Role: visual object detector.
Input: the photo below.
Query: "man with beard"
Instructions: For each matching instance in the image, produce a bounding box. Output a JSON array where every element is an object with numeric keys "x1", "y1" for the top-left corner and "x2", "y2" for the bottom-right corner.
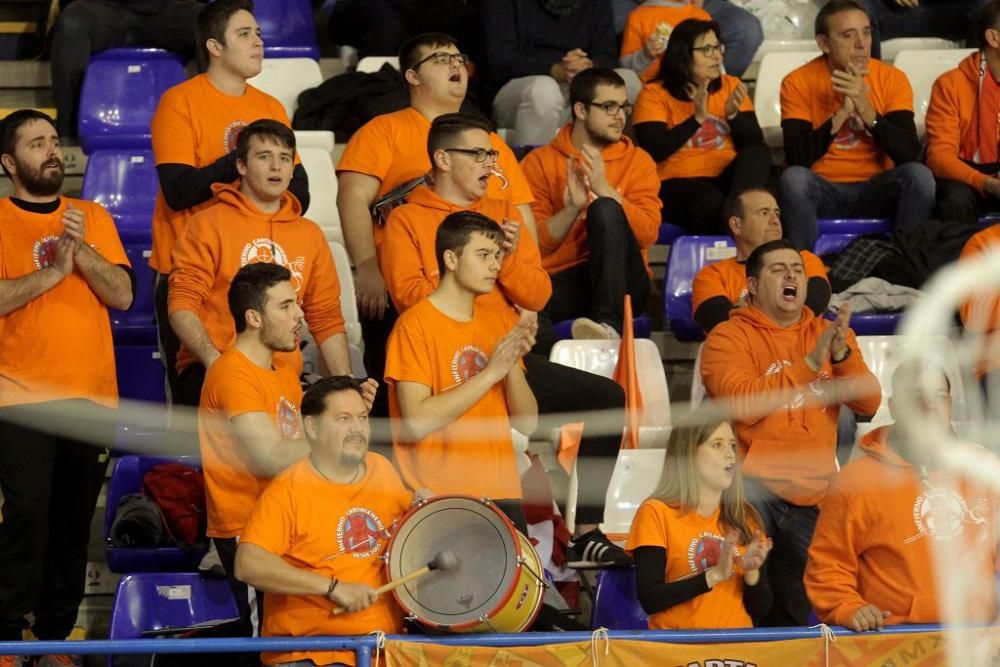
[
  {"x1": 198, "y1": 262, "x2": 309, "y2": 641},
  {"x1": 235, "y1": 376, "x2": 418, "y2": 667},
  {"x1": 520, "y1": 68, "x2": 661, "y2": 351},
  {"x1": 0, "y1": 109, "x2": 133, "y2": 666}
]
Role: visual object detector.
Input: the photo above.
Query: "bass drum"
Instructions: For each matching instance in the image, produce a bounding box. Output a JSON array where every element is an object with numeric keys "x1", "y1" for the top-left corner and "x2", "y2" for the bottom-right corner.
[{"x1": 385, "y1": 495, "x2": 546, "y2": 633}]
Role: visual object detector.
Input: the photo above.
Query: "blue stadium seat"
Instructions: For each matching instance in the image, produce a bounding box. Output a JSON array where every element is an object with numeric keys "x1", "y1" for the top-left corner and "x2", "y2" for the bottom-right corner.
[
  {"x1": 813, "y1": 233, "x2": 901, "y2": 335},
  {"x1": 816, "y1": 218, "x2": 891, "y2": 236},
  {"x1": 113, "y1": 327, "x2": 166, "y2": 410},
  {"x1": 105, "y1": 456, "x2": 207, "y2": 573},
  {"x1": 82, "y1": 150, "x2": 158, "y2": 227},
  {"x1": 657, "y1": 223, "x2": 685, "y2": 246},
  {"x1": 553, "y1": 315, "x2": 651, "y2": 342},
  {"x1": 113, "y1": 228, "x2": 156, "y2": 329},
  {"x1": 109, "y1": 573, "x2": 237, "y2": 641},
  {"x1": 813, "y1": 233, "x2": 855, "y2": 257},
  {"x1": 78, "y1": 51, "x2": 186, "y2": 153},
  {"x1": 663, "y1": 236, "x2": 736, "y2": 342},
  {"x1": 255, "y1": 0, "x2": 319, "y2": 58},
  {"x1": 591, "y1": 567, "x2": 648, "y2": 630}
]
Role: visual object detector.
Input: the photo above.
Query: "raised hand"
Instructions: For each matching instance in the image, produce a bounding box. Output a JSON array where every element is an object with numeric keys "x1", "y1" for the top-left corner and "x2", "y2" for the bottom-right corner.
[
  {"x1": 563, "y1": 157, "x2": 590, "y2": 211},
  {"x1": 738, "y1": 530, "x2": 772, "y2": 573},
  {"x1": 830, "y1": 304, "x2": 852, "y2": 363},
  {"x1": 501, "y1": 218, "x2": 521, "y2": 257},
  {"x1": 724, "y1": 82, "x2": 748, "y2": 120},
  {"x1": 686, "y1": 81, "x2": 710, "y2": 124},
  {"x1": 62, "y1": 204, "x2": 86, "y2": 247}
]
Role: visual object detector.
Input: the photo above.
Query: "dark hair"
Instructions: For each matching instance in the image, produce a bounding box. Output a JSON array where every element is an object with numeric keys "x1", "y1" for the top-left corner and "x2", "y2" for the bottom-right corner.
[
  {"x1": 196, "y1": 0, "x2": 254, "y2": 64},
  {"x1": 815, "y1": 0, "x2": 867, "y2": 37},
  {"x1": 236, "y1": 118, "x2": 295, "y2": 163},
  {"x1": 975, "y1": 0, "x2": 1000, "y2": 49},
  {"x1": 745, "y1": 238, "x2": 799, "y2": 280},
  {"x1": 0, "y1": 109, "x2": 56, "y2": 177},
  {"x1": 569, "y1": 67, "x2": 626, "y2": 109},
  {"x1": 435, "y1": 210, "x2": 505, "y2": 276},
  {"x1": 427, "y1": 112, "x2": 494, "y2": 164},
  {"x1": 301, "y1": 376, "x2": 367, "y2": 418},
  {"x1": 399, "y1": 32, "x2": 458, "y2": 77},
  {"x1": 656, "y1": 19, "x2": 723, "y2": 100},
  {"x1": 722, "y1": 188, "x2": 773, "y2": 235},
  {"x1": 228, "y1": 262, "x2": 291, "y2": 333}
]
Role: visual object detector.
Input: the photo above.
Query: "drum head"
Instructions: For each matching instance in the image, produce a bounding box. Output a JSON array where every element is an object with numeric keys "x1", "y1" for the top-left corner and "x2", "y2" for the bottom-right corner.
[{"x1": 388, "y1": 497, "x2": 519, "y2": 629}]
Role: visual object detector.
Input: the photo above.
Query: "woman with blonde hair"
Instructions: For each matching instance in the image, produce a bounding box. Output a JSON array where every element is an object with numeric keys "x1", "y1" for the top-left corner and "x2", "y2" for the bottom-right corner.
[{"x1": 625, "y1": 409, "x2": 772, "y2": 628}]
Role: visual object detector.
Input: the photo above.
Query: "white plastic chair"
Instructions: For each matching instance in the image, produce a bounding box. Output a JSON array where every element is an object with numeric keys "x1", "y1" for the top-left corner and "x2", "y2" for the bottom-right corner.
[
  {"x1": 893, "y1": 49, "x2": 975, "y2": 139},
  {"x1": 299, "y1": 147, "x2": 342, "y2": 245},
  {"x1": 328, "y1": 241, "x2": 364, "y2": 377},
  {"x1": 248, "y1": 57, "x2": 323, "y2": 120},
  {"x1": 600, "y1": 449, "x2": 666, "y2": 541},
  {"x1": 754, "y1": 51, "x2": 821, "y2": 148},
  {"x1": 883, "y1": 38, "x2": 958, "y2": 63},
  {"x1": 294, "y1": 130, "x2": 334, "y2": 152},
  {"x1": 751, "y1": 39, "x2": 819, "y2": 64},
  {"x1": 691, "y1": 343, "x2": 706, "y2": 410},
  {"x1": 356, "y1": 56, "x2": 399, "y2": 73}
]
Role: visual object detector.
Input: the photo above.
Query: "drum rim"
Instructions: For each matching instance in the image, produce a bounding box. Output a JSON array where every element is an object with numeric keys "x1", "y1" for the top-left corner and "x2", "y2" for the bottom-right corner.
[{"x1": 385, "y1": 494, "x2": 527, "y2": 631}]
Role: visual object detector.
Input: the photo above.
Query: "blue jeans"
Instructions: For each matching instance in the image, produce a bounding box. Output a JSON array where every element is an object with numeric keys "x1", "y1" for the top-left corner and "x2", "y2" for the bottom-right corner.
[
  {"x1": 610, "y1": 0, "x2": 762, "y2": 76},
  {"x1": 777, "y1": 163, "x2": 936, "y2": 250},
  {"x1": 744, "y1": 479, "x2": 819, "y2": 627}
]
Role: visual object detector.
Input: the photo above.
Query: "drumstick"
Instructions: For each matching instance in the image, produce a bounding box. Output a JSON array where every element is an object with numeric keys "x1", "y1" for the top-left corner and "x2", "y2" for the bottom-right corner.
[{"x1": 331, "y1": 550, "x2": 458, "y2": 615}]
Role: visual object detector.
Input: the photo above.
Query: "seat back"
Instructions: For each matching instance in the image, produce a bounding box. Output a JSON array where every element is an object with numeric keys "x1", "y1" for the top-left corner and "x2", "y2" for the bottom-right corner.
[
  {"x1": 248, "y1": 57, "x2": 323, "y2": 119},
  {"x1": 591, "y1": 567, "x2": 648, "y2": 630},
  {"x1": 82, "y1": 150, "x2": 158, "y2": 226},
  {"x1": 79, "y1": 55, "x2": 186, "y2": 152},
  {"x1": 600, "y1": 448, "x2": 666, "y2": 539},
  {"x1": 356, "y1": 56, "x2": 400, "y2": 73},
  {"x1": 254, "y1": 0, "x2": 319, "y2": 58},
  {"x1": 663, "y1": 236, "x2": 736, "y2": 342},
  {"x1": 893, "y1": 49, "x2": 975, "y2": 138},
  {"x1": 299, "y1": 147, "x2": 341, "y2": 244},
  {"x1": 109, "y1": 573, "x2": 238, "y2": 640},
  {"x1": 329, "y1": 241, "x2": 361, "y2": 351},
  {"x1": 813, "y1": 233, "x2": 856, "y2": 256},
  {"x1": 104, "y1": 455, "x2": 201, "y2": 540},
  {"x1": 753, "y1": 51, "x2": 819, "y2": 148},
  {"x1": 883, "y1": 37, "x2": 958, "y2": 62},
  {"x1": 113, "y1": 229, "x2": 155, "y2": 329}
]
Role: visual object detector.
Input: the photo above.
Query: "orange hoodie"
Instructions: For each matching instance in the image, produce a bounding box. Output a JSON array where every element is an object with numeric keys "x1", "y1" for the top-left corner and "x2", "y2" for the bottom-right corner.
[
  {"x1": 806, "y1": 425, "x2": 998, "y2": 627},
  {"x1": 926, "y1": 52, "x2": 991, "y2": 194},
  {"x1": 700, "y1": 306, "x2": 881, "y2": 506},
  {"x1": 520, "y1": 125, "x2": 662, "y2": 275},
  {"x1": 168, "y1": 183, "x2": 345, "y2": 374},
  {"x1": 959, "y1": 224, "x2": 1000, "y2": 378},
  {"x1": 380, "y1": 185, "x2": 551, "y2": 315}
]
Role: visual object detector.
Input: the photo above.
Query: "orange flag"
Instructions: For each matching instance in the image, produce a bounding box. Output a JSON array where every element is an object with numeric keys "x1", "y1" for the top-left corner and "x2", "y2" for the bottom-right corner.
[{"x1": 613, "y1": 295, "x2": 643, "y2": 449}]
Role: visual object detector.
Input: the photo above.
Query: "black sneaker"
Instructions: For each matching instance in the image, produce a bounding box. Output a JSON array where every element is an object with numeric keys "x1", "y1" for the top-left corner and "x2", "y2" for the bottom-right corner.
[{"x1": 567, "y1": 529, "x2": 632, "y2": 567}]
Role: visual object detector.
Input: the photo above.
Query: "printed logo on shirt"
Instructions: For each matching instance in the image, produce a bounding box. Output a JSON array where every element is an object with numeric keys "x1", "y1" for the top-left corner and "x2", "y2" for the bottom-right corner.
[
  {"x1": 688, "y1": 531, "x2": 742, "y2": 574},
  {"x1": 223, "y1": 121, "x2": 247, "y2": 153},
  {"x1": 765, "y1": 359, "x2": 830, "y2": 409},
  {"x1": 451, "y1": 345, "x2": 488, "y2": 384},
  {"x1": 240, "y1": 238, "x2": 306, "y2": 293},
  {"x1": 276, "y1": 396, "x2": 301, "y2": 439},
  {"x1": 32, "y1": 235, "x2": 60, "y2": 270},
  {"x1": 832, "y1": 115, "x2": 871, "y2": 151},
  {"x1": 688, "y1": 116, "x2": 730, "y2": 150},
  {"x1": 904, "y1": 487, "x2": 990, "y2": 544},
  {"x1": 336, "y1": 506, "x2": 389, "y2": 559}
]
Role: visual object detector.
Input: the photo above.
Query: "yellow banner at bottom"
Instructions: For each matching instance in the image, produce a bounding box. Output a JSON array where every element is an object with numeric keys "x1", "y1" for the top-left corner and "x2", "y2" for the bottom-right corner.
[{"x1": 383, "y1": 628, "x2": 999, "y2": 667}]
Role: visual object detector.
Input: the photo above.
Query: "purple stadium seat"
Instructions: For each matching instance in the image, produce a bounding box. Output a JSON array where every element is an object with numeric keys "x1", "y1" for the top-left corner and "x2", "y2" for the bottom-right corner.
[
  {"x1": 93, "y1": 48, "x2": 186, "y2": 62},
  {"x1": 255, "y1": 0, "x2": 319, "y2": 58},
  {"x1": 816, "y1": 218, "x2": 892, "y2": 236},
  {"x1": 663, "y1": 236, "x2": 736, "y2": 342},
  {"x1": 591, "y1": 567, "x2": 648, "y2": 630},
  {"x1": 113, "y1": 327, "x2": 166, "y2": 410},
  {"x1": 105, "y1": 456, "x2": 206, "y2": 573},
  {"x1": 78, "y1": 52, "x2": 186, "y2": 153},
  {"x1": 812, "y1": 233, "x2": 855, "y2": 257},
  {"x1": 813, "y1": 233, "x2": 901, "y2": 334},
  {"x1": 108, "y1": 573, "x2": 238, "y2": 641},
  {"x1": 553, "y1": 315, "x2": 651, "y2": 341},
  {"x1": 113, "y1": 229, "x2": 156, "y2": 329},
  {"x1": 82, "y1": 150, "x2": 158, "y2": 226},
  {"x1": 657, "y1": 223, "x2": 685, "y2": 246}
]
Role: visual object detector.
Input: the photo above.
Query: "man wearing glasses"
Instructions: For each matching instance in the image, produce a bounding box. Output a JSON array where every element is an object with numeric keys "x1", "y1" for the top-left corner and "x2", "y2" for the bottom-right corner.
[
  {"x1": 521, "y1": 68, "x2": 661, "y2": 351},
  {"x1": 337, "y1": 32, "x2": 535, "y2": 418}
]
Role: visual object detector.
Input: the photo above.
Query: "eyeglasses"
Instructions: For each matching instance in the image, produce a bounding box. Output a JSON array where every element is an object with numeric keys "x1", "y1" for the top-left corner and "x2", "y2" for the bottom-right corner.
[
  {"x1": 587, "y1": 101, "x2": 634, "y2": 116},
  {"x1": 692, "y1": 43, "x2": 726, "y2": 57},
  {"x1": 444, "y1": 147, "x2": 500, "y2": 163},
  {"x1": 411, "y1": 51, "x2": 470, "y2": 69}
]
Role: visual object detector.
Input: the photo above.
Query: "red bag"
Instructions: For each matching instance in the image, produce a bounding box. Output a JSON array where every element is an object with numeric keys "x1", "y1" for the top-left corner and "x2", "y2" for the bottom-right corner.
[{"x1": 142, "y1": 464, "x2": 206, "y2": 545}]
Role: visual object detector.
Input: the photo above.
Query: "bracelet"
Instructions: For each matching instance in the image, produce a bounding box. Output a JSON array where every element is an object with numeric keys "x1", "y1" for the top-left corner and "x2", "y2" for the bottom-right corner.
[{"x1": 326, "y1": 578, "x2": 339, "y2": 599}]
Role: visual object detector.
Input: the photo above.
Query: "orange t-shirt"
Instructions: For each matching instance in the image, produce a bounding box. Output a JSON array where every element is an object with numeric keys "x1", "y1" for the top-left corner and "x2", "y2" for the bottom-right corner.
[
  {"x1": 633, "y1": 75, "x2": 754, "y2": 181},
  {"x1": 150, "y1": 74, "x2": 291, "y2": 273},
  {"x1": 241, "y1": 454, "x2": 412, "y2": 667},
  {"x1": 691, "y1": 251, "x2": 828, "y2": 315},
  {"x1": 625, "y1": 499, "x2": 758, "y2": 630},
  {"x1": 385, "y1": 298, "x2": 522, "y2": 499},
  {"x1": 959, "y1": 224, "x2": 1000, "y2": 378},
  {"x1": 199, "y1": 347, "x2": 304, "y2": 538},
  {"x1": 781, "y1": 57, "x2": 913, "y2": 183},
  {"x1": 336, "y1": 107, "x2": 534, "y2": 252},
  {"x1": 0, "y1": 197, "x2": 128, "y2": 408},
  {"x1": 620, "y1": 3, "x2": 712, "y2": 82},
  {"x1": 381, "y1": 185, "x2": 551, "y2": 314},
  {"x1": 168, "y1": 184, "x2": 344, "y2": 374}
]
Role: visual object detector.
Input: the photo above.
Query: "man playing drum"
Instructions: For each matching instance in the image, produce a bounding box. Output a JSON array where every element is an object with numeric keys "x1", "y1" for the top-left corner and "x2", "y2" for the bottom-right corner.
[
  {"x1": 385, "y1": 211, "x2": 539, "y2": 532},
  {"x1": 236, "y1": 376, "x2": 419, "y2": 667}
]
